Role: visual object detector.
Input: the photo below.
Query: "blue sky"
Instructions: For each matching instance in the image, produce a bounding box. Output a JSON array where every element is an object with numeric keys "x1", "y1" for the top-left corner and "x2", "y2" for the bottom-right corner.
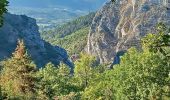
[{"x1": 8, "y1": 0, "x2": 107, "y2": 10}]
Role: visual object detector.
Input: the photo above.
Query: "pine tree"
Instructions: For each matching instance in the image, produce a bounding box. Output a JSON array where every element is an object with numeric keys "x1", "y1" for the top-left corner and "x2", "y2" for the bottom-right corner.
[
  {"x1": 36, "y1": 62, "x2": 75, "y2": 99},
  {"x1": 0, "y1": 39, "x2": 37, "y2": 99},
  {"x1": 74, "y1": 53, "x2": 96, "y2": 88}
]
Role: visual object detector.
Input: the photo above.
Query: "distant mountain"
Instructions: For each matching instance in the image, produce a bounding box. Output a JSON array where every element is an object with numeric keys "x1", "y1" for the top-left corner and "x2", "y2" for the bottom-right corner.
[
  {"x1": 8, "y1": 0, "x2": 107, "y2": 10},
  {"x1": 8, "y1": 0, "x2": 107, "y2": 30},
  {"x1": 8, "y1": 7, "x2": 85, "y2": 30}
]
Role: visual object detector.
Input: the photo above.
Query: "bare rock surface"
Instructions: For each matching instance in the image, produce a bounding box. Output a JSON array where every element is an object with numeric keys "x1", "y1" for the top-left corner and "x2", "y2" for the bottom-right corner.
[
  {"x1": 87, "y1": 0, "x2": 170, "y2": 64},
  {"x1": 0, "y1": 13, "x2": 73, "y2": 68}
]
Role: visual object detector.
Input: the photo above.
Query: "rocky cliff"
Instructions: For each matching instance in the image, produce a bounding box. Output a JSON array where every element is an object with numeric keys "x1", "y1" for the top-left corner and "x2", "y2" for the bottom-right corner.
[
  {"x1": 87, "y1": 0, "x2": 170, "y2": 64},
  {"x1": 0, "y1": 13, "x2": 73, "y2": 68}
]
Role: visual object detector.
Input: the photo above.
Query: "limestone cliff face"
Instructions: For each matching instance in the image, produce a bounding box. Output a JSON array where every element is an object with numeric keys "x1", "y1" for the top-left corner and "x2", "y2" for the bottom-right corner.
[
  {"x1": 0, "y1": 13, "x2": 73, "y2": 68},
  {"x1": 87, "y1": 0, "x2": 170, "y2": 64}
]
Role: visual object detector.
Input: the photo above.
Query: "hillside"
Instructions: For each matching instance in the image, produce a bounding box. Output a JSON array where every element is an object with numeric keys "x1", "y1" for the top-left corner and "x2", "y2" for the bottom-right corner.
[
  {"x1": 0, "y1": 0, "x2": 170, "y2": 99},
  {"x1": 87, "y1": 0, "x2": 170, "y2": 64},
  {"x1": 8, "y1": 7, "x2": 87, "y2": 30},
  {"x1": 0, "y1": 13, "x2": 73, "y2": 68},
  {"x1": 41, "y1": 12, "x2": 95, "y2": 55},
  {"x1": 52, "y1": 27, "x2": 89, "y2": 55}
]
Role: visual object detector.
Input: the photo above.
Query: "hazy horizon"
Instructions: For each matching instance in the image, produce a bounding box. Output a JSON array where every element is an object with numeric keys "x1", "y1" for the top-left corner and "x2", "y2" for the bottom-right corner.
[{"x1": 8, "y1": 0, "x2": 107, "y2": 10}]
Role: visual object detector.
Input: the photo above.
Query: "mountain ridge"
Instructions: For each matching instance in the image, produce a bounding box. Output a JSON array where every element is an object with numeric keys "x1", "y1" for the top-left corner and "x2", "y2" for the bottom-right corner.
[
  {"x1": 0, "y1": 13, "x2": 73, "y2": 68},
  {"x1": 87, "y1": 0, "x2": 170, "y2": 64}
]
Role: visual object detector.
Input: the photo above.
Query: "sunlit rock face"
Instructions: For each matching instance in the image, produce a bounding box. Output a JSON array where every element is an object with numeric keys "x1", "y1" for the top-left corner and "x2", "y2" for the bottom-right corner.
[
  {"x1": 87, "y1": 0, "x2": 170, "y2": 64},
  {"x1": 0, "y1": 13, "x2": 73, "y2": 68}
]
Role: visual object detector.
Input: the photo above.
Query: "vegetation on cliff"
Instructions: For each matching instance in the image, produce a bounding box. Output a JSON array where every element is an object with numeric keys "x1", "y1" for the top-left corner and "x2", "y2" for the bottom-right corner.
[
  {"x1": 41, "y1": 12, "x2": 95, "y2": 55},
  {"x1": 0, "y1": 24, "x2": 169, "y2": 99}
]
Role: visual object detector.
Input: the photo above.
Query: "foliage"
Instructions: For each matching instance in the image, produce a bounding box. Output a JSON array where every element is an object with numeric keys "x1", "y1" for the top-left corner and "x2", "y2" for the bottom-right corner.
[
  {"x1": 53, "y1": 27, "x2": 89, "y2": 55},
  {"x1": 41, "y1": 12, "x2": 95, "y2": 40},
  {"x1": 41, "y1": 12, "x2": 95, "y2": 55},
  {"x1": 74, "y1": 53, "x2": 97, "y2": 89},
  {"x1": 112, "y1": 48, "x2": 169, "y2": 99},
  {"x1": 81, "y1": 70, "x2": 115, "y2": 100},
  {"x1": 82, "y1": 24, "x2": 170, "y2": 100},
  {"x1": 0, "y1": 0, "x2": 8, "y2": 26},
  {"x1": 55, "y1": 92, "x2": 81, "y2": 100},
  {"x1": 36, "y1": 62, "x2": 78, "y2": 99},
  {"x1": 0, "y1": 20, "x2": 170, "y2": 99},
  {"x1": 0, "y1": 40, "x2": 37, "y2": 99},
  {"x1": 142, "y1": 22, "x2": 170, "y2": 53}
]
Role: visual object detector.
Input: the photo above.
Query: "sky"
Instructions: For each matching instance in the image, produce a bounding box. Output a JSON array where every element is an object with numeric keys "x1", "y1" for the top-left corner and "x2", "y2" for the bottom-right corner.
[{"x1": 8, "y1": 0, "x2": 108, "y2": 10}]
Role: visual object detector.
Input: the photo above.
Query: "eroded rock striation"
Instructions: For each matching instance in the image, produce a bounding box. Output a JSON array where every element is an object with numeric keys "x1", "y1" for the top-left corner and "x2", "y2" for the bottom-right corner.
[
  {"x1": 87, "y1": 0, "x2": 170, "y2": 64},
  {"x1": 0, "y1": 13, "x2": 73, "y2": 68}
]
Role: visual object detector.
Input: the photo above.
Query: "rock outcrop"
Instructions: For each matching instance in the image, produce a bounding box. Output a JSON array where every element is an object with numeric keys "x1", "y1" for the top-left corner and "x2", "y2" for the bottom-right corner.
[
  {"x1": 87, "y1": 0, "x2": 170, "y2": 64},
  {"x1": 0, "y1": 13, "x2": 73, "y2": 68}
]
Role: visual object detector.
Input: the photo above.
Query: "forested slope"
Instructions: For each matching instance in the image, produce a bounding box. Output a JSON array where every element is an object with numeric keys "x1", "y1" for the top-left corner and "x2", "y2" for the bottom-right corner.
[{"x1": 41, "y1": 12, "x2": 95, "y2": 55}]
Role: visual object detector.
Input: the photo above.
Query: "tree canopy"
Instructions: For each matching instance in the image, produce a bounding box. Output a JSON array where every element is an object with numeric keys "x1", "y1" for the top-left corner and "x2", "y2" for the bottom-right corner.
[{"x1": 0, "y1": 0, "x2": 8, "y2": 26}]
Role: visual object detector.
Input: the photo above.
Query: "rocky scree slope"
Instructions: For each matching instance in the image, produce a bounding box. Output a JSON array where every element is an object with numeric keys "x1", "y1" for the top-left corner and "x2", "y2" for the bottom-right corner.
[
  {"x1": 87, "y1": 0, "x2": 170, "y2": 64},
  {"x1": 0, "y1": 13, "x2": 73, "y2": 68}
]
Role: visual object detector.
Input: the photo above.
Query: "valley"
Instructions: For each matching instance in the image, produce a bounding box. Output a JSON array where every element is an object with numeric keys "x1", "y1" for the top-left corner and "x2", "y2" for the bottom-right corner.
[
  {"x1": 0, "y1": 0, "x2": 170, "y2": 99},
  {"x1": 8, "y1": 0, "x2": 106, "y2": 30},
  {"x1": 8, "y1": 6, "x2": 88, "y2": 31}
]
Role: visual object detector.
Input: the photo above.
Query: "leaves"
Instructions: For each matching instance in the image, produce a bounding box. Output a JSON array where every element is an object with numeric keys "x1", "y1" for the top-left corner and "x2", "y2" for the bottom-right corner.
[
  {"x1": 0, "y1": 0, "x2": 8, "y2": 26},
  {"x1": 0, "y1": 39, "x2": 37, "y2": 99}
]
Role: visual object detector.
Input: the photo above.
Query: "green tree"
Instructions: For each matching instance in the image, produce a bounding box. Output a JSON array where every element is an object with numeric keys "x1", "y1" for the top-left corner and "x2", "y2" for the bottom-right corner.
[
  {"x1": 82, "y1": 24, "x2": 170, "y2": 100},
  {"x1": 82, "y1": 71, "x2": 115, "y2": 100},
  {"x1": 142, "y1": 22, "x2": 170, "y2": 54},
  {"x1": 0, "y1": 39, "x2": 37, "y2": 99},
  {"x1": 74, "y1": 53, "x2": 97, "y2": 89},
  {"x1": 112, "y1": 48, "x2": 170, "y2": 99},
  {"x1": 36, "y1": 62, "x2": 76, "y2": 99},
  {"x1": 116, "y1": 24, "x2": 170, "y2": 99},
  {"x1": 36, "y1": 62, "x2": 58, "y2": 99},
  {"x1": 56, "y1": 92, "x2": 81, "y2": 100},
  {"x1": 0, "y1": 0, "x2": 8, "y2": 26},
  {"x1": 83, "y1": 47, "x2": 170, "y2": 100}
]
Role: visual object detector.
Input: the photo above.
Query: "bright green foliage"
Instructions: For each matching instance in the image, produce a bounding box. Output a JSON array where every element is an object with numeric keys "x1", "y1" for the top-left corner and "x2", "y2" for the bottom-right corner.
[
  {"x1": 53, "y1": 27, "x2": 89, "y2": 55},
  {"x1": 82, "y1": 47, "x2": 170, "y2": 100},
  {"x1": 58, "y1": 63, "x2": 71, "y2": 76},
  {"x1": 41, "y1": 12, "x2": 95, "y2": 41},
  {"x1": 112, "y1": 48, "x2": 170, "y2": 99},
  {"x1": 74, "y1": 53, "x2": 97, "y2": 89},
  {"x1": 36, "y1": 63, "x2": 77, "y2": 99},
  {"x1": 142, "y1": 23, "x2": 170, "y2": 53},
  {"x1": 57, "y1": 63, "x2": 77, "y2": 96},
  {"x1": 41, "y1": 12, "x2": 95, "y2": 55},
  {"x1": 0, "y1": 40, "x2": 37, "y2": 99},
  {"x1": 43, "y1": 26, "x2": 89, "y2": 55},
  {"x1": 56, "y1": 92, "x2": 81, "y2": 100},
  {"x1": 82, "y1": 24, "x2": 170, "y2": 100},
  {"x1": 82, "y1": 71, "x2": 115, "y2": 100},
  {"x1": 0, "y1": 0, "x2": 8, "y2": 26},
  {"x1": 36, "y1": 62, "x2": 57, "y2": 99},
  {"x1": 0, "y1": 20, "x2": 169, "y2": 99}
]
